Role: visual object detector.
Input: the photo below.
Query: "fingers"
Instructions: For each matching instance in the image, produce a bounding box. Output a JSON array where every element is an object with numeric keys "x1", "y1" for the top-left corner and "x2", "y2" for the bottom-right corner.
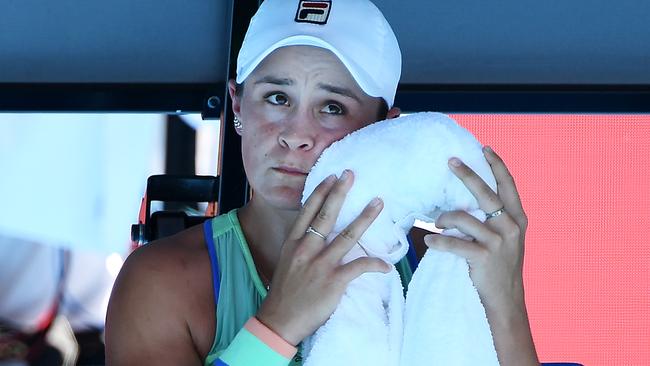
[
  {"x1": 431, "y1": 211, "x2": 505, "y2": 265},
  {"x1": 448, "y1": 149, "x2": 524, "y2": 232},
  {"x1": 320, "y1": 196, "x2": 384, "y2": 264},
  {"x1": 309, "y1": 170, "x2": 354, "y2": 238},
  {"x1": 435, "y1": 211, "x2": 500, "y2": 245},
  {"x1": 293, "y1": 176, "x2": 336, "y2": 237},
  {"x1": 424, "y1": 233, "x2": 487, "y2": 264},
  {"x1": 288, "y1": 174, "x2": 337, "y2": 241},
  {"x1": 448, "y1": 156, "x2": 503, "y2": 213},
  {"x1": 338, "y1": 256, "x2": 391, "y2": 284},
  {"x1": 482, "y1": 147, "x2": 528, "y2": 229},
  {"x1": 440, "y1": 149, "x2": 526, "y2": 268}
]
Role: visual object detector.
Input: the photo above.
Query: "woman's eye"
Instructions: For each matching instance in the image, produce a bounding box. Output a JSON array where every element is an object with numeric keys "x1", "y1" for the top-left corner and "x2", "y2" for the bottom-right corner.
[
  {"x1": 321, "y1": 103, "x2": 344, "y2": 115},
  {"x1": 265, "y1": 93, "x2": 289, "y2": 106}
]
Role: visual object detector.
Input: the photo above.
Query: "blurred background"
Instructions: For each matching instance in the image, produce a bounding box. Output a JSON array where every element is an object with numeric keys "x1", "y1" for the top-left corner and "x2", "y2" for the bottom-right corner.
[{"x1": 0, "y1": 113, "x2": 219, "y2": 365}]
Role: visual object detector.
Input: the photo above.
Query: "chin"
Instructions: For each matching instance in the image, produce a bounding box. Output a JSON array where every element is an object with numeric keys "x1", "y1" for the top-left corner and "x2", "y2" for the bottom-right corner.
[{"x1": 264, "y1": 186, "x2": 304, "y2": 211}]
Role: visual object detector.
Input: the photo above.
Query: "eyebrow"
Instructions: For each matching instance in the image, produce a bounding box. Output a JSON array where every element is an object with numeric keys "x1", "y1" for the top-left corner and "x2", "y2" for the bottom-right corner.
[
  {"x1": 317, "y1": 83, "x2": 361, "y2": 103},
  {"x1": 253, "y1": 75, "x2": 294, "y2": 86},
  {"x1": 252, "y1": 75, "x2": 361, "y2": 103}
]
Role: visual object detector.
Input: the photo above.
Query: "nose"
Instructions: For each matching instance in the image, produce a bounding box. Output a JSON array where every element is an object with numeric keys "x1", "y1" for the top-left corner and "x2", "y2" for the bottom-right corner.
[{"x1": 278, "y1": 112, "x2": 316, "y2": 151}]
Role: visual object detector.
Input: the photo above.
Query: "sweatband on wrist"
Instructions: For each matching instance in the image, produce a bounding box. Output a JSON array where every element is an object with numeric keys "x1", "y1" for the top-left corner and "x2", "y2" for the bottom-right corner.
[{"x1": 217, "y1": 317, "x2": 297, "y2": 366}]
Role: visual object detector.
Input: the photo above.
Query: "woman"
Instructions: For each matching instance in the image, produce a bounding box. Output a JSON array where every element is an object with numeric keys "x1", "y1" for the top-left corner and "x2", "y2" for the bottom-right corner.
[{"x1": 105, "y1": 0, "x2": 539, "y2": 365}]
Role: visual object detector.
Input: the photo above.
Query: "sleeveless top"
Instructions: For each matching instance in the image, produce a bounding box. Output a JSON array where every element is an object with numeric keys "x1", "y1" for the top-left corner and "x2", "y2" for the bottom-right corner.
[{"x1": 203, "y1": 209, "x2": 415, "y2": 366}]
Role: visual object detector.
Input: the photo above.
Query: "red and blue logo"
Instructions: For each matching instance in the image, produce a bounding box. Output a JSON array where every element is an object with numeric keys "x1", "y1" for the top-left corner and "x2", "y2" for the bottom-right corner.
[{"x1": 295, "y1": 0, "x2": 332, "y2": 25}]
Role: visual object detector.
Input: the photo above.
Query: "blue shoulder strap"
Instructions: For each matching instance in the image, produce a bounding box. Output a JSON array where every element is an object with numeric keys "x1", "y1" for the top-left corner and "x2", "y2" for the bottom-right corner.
[
  {"x1": 406, "y1": 233, "x2": 420, "y2": 271},
  {"x1": 204, "y1": 219, "x2": 221, "y2": 307}
]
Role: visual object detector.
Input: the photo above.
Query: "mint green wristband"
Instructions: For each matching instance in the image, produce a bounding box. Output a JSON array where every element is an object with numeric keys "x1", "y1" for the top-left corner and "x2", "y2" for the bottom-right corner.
[{"x1": 219, "y1": 327, "x2": 292, "y2": 366}]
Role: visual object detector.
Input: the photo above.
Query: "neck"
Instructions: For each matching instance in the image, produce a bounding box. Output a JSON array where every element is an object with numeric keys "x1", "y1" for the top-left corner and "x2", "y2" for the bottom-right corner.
[{"x1": 237, "y1": 195, "x2": 300, "y2": 281}]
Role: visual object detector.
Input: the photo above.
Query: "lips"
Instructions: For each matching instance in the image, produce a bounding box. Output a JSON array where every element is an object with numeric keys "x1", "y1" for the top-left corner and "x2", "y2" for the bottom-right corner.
[{"x1": 273, "y1": 166, "x2": 309, "y2": 176}]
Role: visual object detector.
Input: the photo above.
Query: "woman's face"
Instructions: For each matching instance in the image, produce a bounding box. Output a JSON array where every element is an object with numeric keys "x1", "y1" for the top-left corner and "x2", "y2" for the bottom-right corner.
[{"x1": 230, "y1": 45, "x2": 390, "y2": 210}]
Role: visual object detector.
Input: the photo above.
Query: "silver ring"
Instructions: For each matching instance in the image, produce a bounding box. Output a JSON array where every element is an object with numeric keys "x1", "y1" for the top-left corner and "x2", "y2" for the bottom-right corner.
[
  {"x1": 485, "y1": 207, "x2": 505, "y2": 220},
  {"x1": 305, "y1": 226, "x2": 326, "y2": 239}
]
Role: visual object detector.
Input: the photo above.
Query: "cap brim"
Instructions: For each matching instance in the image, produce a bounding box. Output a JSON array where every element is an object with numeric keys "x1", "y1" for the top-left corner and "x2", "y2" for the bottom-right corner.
[{"x1": 236, "y1": 35, "x2": 384, "y2": 104}]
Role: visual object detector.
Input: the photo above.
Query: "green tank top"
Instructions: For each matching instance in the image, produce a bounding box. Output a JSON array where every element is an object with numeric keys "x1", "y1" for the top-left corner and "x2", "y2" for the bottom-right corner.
[{"x1": 203, "y1": 209, "x2": 413, "y2": 366}]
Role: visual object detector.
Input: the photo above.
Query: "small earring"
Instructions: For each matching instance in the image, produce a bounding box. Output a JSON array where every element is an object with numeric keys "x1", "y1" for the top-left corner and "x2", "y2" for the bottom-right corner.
[{"x1": 233, "y1": 116, "x2": 243, "y2": 131}]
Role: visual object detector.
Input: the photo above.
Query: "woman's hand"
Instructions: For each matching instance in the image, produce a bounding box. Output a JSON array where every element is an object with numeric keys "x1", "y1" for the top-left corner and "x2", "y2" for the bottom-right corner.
[
  {"x1": 256, "y1": 170, "x2": 391, "y2": 346},
  {"x1": 426, "y1": 146, "x2": 527, "y2": 309},
  {"x1": 424, "y1": 146, "x2": 538, "y2": 365}
]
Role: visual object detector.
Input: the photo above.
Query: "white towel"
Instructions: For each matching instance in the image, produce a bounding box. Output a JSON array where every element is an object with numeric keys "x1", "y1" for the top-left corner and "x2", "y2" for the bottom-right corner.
[
  {"x1": 301, "y1": 112, "x2": 499, "y2": 365},
  {"x1": 302, "y1": 268, "x2": 404, "y2": 366},
  {"x1": 401, "y1": 248, "x2": 499, "y2": 365}
]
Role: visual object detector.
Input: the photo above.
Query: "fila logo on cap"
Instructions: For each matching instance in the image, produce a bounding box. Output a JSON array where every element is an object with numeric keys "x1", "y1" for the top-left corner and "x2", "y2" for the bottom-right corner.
[{"x1": 295, "y1": 0, "x2": 332, "y2": 25}]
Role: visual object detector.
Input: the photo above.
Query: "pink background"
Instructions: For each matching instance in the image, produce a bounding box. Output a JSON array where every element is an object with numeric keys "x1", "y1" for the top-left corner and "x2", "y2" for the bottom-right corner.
[{"x1": 451, "y1": 114, "x2": 650, "y2": 365}]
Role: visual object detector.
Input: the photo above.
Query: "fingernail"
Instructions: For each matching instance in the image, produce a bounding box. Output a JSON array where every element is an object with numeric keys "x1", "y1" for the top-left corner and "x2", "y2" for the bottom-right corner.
[
  {"x1": 449, "y1": 157, "x2": 462, "y2": 167},
  {"x1": 340, "y1": 169, "x2": 351, "y2": 181},
  {"x1": 483, "y1": 146, "x2": 493, "y2": 154},
  {"x1": 369, "y1": 197, "x2": 382, "y2": 207},
  {"x1": 325, "y1": 174, "x2": 336, "y2": 183}
]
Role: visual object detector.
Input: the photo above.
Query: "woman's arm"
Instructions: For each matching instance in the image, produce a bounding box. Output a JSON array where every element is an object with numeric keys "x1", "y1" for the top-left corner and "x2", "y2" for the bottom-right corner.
[
  {"x1": 105, "y1": 243, "x2": 204, "y2": 365},
  {"x1": 106, "y1": 230, "x2": 299, "y2": 366},
  {"x1": 425, "y1": 146, "x2": 539, "y2": 366}
]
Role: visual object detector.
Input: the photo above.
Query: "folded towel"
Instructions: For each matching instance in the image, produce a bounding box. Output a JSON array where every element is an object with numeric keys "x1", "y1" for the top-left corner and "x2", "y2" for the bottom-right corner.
[
  {"x1": 302, "y1": 268, "x2": 404, "y2": 366},
  {"x1": 301, "y1": 112, "x2": 499, "y2": 365},
  {"x1": 401, "y1": 247, "x2": 499, "y2": 365}
]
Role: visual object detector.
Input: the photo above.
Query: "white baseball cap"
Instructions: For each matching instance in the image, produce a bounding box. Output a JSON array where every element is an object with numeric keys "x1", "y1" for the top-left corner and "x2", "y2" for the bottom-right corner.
[{"x1": 236, "y1": 0, "x2": 402, "y2": 108}]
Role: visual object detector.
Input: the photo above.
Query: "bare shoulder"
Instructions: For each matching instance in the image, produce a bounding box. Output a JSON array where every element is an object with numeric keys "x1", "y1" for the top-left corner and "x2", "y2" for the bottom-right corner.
[{"x1": 105, "y1": 224, "x2": 216, "y2": 365}]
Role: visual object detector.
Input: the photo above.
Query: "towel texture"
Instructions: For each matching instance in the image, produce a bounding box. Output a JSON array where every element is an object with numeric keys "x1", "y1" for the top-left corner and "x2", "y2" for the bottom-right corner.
[{"x1": 300, "y1": 112, "x2": 499, "y2": 365}]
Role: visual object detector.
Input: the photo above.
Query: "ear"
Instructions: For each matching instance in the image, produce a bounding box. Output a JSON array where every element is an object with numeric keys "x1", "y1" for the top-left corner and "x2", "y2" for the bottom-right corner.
[
  {"x1": 228, "y1": 79, "x2": 242, "y2": 118},
  {"x1": 387, "y1": 106, "x2": 401, "y2": 119},
  {"x1": 228, "y1": 79, "x2": 243, "y2": 136}
]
